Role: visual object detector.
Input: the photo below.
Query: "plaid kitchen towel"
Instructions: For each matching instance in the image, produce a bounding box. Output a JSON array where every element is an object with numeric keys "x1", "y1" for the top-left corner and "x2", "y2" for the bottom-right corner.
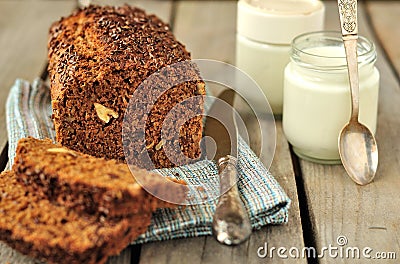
[{"x1": 6, "y1": 78, "x2": 290, "y2": 244}]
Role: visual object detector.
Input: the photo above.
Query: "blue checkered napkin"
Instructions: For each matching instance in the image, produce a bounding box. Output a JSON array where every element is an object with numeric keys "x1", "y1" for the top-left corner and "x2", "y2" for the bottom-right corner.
[{"x1": 6, "y1": 78, "x2": 291, "y2": 244}]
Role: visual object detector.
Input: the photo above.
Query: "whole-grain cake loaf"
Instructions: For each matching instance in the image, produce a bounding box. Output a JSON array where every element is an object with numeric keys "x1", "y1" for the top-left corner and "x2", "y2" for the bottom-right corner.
[
  {"x1": 48, "y1": 5, "x2": 205, "y2": 169},
  {"x1": 0, "y1": 170, "x2": 151, "y2": 264},
  {"x1": 12, "y1": 137, "x2": 188, "y2": 217}
]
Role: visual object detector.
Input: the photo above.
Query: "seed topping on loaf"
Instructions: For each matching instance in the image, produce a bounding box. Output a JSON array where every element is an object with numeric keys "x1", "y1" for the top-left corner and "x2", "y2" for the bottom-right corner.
[{"x1": 48, "y1": 5, "x2": 205, "y2": 168}]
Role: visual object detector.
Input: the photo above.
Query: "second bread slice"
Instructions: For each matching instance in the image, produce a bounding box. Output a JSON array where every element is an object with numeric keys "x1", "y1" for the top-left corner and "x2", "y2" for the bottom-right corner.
[{"x1": 12, "y1": 137, "x2": 187, "y2": 217}]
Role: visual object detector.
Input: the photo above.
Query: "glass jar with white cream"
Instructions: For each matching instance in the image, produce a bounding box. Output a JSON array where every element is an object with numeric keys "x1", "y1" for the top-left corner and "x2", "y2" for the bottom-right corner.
[
  {"x1": 236, "y1": 0, "x2": 325, "y2": 116},
  {"x1": 283, "y1": 31, "x2": 379, "y2": 164}
]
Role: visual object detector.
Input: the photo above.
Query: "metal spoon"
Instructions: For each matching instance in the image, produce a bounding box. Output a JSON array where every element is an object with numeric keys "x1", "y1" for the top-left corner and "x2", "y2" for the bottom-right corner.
[{"x1": 337, "y1": 0, "x2": 378, "y2": 185}]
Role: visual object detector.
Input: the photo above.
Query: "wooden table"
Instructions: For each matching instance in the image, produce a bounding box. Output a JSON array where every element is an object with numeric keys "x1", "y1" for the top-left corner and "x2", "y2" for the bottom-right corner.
[{"x1": 0, "y1": 1, "x2": 399, "y2": 263}]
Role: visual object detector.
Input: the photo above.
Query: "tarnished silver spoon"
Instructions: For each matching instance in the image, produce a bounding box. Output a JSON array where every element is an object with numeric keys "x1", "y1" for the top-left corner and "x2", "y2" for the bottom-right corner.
[{"x1": 337, "y1": 0, "x2": 378, "y2": 185}]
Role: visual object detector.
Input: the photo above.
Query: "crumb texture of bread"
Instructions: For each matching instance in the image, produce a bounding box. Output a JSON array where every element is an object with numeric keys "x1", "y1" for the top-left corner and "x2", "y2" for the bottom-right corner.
[
  {"x1": 13, "y1": 137, "x2": 187, "y2": 217},
  {"x1": 0, "y1": 170, "x2": 151, "y2": 264},
  {"x1": 48, "y1": 5, "x2": 205, "y2": 168}
]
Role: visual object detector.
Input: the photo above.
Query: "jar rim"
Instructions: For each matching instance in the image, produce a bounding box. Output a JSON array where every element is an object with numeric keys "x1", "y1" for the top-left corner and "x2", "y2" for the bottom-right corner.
[{"x1": 291, "y1": 31, "x2": 376, "y2": 70}]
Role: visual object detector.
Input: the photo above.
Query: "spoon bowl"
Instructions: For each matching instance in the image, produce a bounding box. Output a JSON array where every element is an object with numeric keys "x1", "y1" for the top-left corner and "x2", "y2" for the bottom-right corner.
[
  {"x1": 337, "y1": 0, "x2": 378, "y2": 185},
  {"x1": 339, "y1": 121, "x2": 378, "y2": 185}
]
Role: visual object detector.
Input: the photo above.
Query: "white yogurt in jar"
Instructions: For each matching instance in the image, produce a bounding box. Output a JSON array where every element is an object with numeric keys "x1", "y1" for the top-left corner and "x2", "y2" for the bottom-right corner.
[
  {"x1": 236, "y1": 0, "x2": 325, "y2": 116},
  {"x1": 283, "y1": 31, "x2": 379, "y2": 164}
]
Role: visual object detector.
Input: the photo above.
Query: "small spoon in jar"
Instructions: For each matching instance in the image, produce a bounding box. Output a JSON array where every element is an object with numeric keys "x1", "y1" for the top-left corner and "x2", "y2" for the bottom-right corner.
[{"x1": 337, "y1": 0, "x2": 378, "y2": 185}]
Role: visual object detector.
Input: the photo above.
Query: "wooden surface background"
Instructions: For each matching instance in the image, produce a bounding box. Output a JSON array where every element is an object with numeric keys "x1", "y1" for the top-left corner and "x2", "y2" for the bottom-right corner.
[{"x1": 0, "y1": 1, "x2": 399, "y2": 263}]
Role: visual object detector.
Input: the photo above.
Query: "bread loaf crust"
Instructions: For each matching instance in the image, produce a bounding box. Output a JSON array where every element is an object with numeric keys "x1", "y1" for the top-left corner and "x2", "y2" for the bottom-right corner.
[{"x1": 48, "y1": 5, "x2": 205, "y2": 168}]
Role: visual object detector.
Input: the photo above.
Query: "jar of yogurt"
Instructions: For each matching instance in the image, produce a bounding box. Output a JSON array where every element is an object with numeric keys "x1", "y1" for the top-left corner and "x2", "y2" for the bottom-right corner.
[
  {"x1": 236, "y1": 0, "x2": 325, "y2": 116},
  {"x1": 283, "y1": 31, "x2": 379, "y2": 164}
]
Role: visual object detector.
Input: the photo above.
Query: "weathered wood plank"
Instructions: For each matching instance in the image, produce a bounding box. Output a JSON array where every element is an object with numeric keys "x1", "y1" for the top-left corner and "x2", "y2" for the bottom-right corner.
[
  {"x1": 107, "y1": 247, "x2": 131, "y2": 264},
  {"x1": 0, "y1": 1, "x2": 75, "y2": 262},
  {"x1": 172, "y1": 1, "x2": 237, "y2": 64},
  {"x1": 366, "y1": 1, "x2": 400, "y2": 79},
  {"x1": 140, "y1": 1, "x2": 305, "y2": 263},
  {"x1": 299, "y1": 2, "x2": 400, "y2": 263},
  {"x1": 0, "y1": 0, "x2": 119, "y2": 260},
  {"x1": 140, "y1": 126, "x2": 305, "y2": 264},
  {"x1": 92, "y1": 0, "x2": 173, "y2": 24},
  {"x1": 200, "y1": 123, "x2": 305, "y2": 264},
  {"x1": 140, "y1": 237, "x2": 206, "y2": 264},
  {"x1": 0, "y1": 0, "x2": 75, "y2": 164},
  {"x1": 0, "y1": 1, "x2": 173, "y2": 264},
  {"x1": 0, "y1": 239, "x2": 133, "y2": 264}
]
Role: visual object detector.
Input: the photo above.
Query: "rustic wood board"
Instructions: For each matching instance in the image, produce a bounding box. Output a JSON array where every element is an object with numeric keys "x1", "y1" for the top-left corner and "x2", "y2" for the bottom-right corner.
[
  {"x1": 92, "y1": 0, "x2": 173, "y2": 24},
  {"x1": 140, "y1": 1, "x2": 305, "y2": 263},
  {"x1": 0, "y1": 1, "x2": 74, "y2": 261},
  {"x1": 172, "y1": 1, "x2": 237, "y2": 65},
  {"x1": 107, "y1": 247, "x2": 132, "y2": 264},
  {"x1": 0, "y1": 0, "x2": 75, "y2": 167},
  {"x1": 0, "y1": 1, "x2": 172, "y2": 264},
  {"x1": 366, "y1": 1, "x2": 400, "y2": 79},
  {"x1": 0, "y1": 0, "x2": 74, "y2": 264},
  {"x1": 299, "y1": 2, "x2": 400, "y2": 263},
  {"x1": 141, "y1": 124, "x2": 306, "y2": 264},
  {"x1": 229, "y1": 123, "x2": 306, "y2": 264}
]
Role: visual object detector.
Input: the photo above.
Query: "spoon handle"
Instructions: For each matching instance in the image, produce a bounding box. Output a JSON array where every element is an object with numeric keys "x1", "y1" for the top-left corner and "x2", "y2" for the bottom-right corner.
[
  {"x1": 212, "y1": 155, "x2": 252, "y2": 245},
  {"x1": 337, "y1": 0, "x2": 358, "y2": 36},
  {"x1": 337, "y1": 0, "x2": 359, "y2": 121}
]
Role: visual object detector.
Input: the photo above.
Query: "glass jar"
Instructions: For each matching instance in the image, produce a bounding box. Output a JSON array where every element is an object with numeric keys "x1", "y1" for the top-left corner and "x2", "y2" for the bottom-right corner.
[
  {"x1": 236, "y1": 0, "x2": 325, "y2": 116},
  {"x1": 283, "y1": 31, "x2": 380, "y2": 164}
]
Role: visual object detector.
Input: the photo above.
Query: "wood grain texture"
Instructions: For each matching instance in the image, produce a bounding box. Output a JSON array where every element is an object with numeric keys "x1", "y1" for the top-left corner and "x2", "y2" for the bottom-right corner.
[
  {"x1": 173, "y1": 1, "x2": 237, "y2": 64},
  {"x1": 240, "y1": 122, "x2": 306, "y2": 264},
  {"x1": 140, "y1": 124, "x2": 305, "y2": 264},
  {"x1": 298, "y1": 2, "x2": 400, "y2": 263},
  {"x1": 366, "y1": 1, "x2": 400, "y2": 79},
  {"x1": 107, "y1": 247, "x2": 131, "y2": 264},
  {"x1": 0, "y1": 242, "x2": 43, "y2": 264},
  {"x1": 90, "y1": 0, "x2": 173, "y2": 24},
  {"x1": 0, "y1": 1, "x2": 74, "y2": 262},
  {"x1": 0, "y1": 1, "x2": 172, "y2": 264},
  {"x1": 140, "y1": 1, "x2": 305, "y2": 263},
  {"x1": 0, "y1": 0, "x2": 75, "y2": 165}
]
